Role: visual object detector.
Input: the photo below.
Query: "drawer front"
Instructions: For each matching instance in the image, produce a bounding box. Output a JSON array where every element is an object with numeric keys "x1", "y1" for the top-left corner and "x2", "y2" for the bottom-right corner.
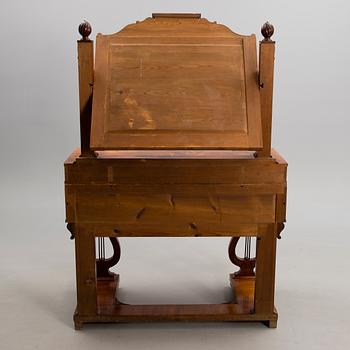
[{"x1": 66, "y1": 184, "x2": 276, "y2": 236}]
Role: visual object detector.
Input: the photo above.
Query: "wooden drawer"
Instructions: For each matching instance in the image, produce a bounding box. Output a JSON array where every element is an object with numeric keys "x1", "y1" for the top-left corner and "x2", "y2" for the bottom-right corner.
[
  {"x1": 65, "y1": 183, "x2": 277, "y2": 236},
  {"x1": 64, "y1": 149, "x2": 287, "y2": 236}
]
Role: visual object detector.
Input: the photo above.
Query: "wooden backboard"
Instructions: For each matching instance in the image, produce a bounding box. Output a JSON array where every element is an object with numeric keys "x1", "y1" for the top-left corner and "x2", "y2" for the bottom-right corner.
[{"x1": 91, "y1": 15, "x2": 262, "y2": 150}]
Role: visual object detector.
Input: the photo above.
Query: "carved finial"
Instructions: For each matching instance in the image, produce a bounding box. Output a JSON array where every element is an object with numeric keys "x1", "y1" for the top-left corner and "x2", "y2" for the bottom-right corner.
[
  {"x1": 261, "y1": 21, "x2": 274, "y2": 41},
  {"x1": 78, "y1": 20, "x2": 92, "y2": 41}
]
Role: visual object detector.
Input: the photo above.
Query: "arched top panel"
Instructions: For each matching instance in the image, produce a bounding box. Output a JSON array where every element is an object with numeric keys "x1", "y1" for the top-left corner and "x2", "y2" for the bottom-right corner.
[
  {"x1": 103, "y1": 15, "x2": 251, "y2": 39},
  {"x1": 91, "y1": 14, "x2": 262, "y2": 150}
]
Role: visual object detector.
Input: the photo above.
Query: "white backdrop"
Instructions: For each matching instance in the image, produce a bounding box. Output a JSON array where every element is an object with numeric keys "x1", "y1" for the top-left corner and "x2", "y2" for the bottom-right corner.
[{"x1": 0, "y1": 1, "x2": 349, "y2": 349}]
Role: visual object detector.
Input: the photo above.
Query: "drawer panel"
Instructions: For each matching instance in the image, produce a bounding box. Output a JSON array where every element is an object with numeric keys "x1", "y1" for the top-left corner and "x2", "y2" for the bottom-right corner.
[{"x1": 66, "y1": 184, "x2": 276, "y2": 236}]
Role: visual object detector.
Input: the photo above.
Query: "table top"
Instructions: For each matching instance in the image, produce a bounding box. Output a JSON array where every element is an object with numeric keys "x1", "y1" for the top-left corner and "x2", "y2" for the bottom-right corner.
[{"x1": 65, "y1": 148, "x2": 286, "y2": 164}]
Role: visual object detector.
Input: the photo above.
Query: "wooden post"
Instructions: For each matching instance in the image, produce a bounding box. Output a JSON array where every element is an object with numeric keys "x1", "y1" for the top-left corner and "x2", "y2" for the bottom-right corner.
[
  {"x1": 74, "y1": 226, "x2": 97, "y2": 321},
  {"x1": 77, "y1": 21, "x2": 95, "y2": 157},
  {"x1": 256, "y1": 22, "x2": 275, "y2": 158},
  {"x1": 254, "y1": 224, "x2": 277, "y2": 318}
]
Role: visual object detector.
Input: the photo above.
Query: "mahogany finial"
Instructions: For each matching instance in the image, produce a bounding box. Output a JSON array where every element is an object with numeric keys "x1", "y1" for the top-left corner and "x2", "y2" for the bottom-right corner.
[
  {"x1": 261, "y1": 21, "x2": 274, "y2": 41},
  {"x1": 78, "y1": 21, "x2": 92, "y2": 41}
]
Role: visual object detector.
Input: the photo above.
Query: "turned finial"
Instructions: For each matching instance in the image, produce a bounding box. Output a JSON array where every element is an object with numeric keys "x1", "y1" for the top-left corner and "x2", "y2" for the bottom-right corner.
[
  {"x1": 261, "y1": 21, "x2": 274, "y2": 41},
  {"x1": 78, "y1": 21, "x2": 92, "y2": 41}
]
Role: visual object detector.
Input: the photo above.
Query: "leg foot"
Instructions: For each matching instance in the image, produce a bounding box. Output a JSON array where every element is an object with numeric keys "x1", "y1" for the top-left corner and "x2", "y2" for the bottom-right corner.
[
  {"x1": 74, "y1": 310, "x2": 83, "y2": 330},
  {"x1": 74, "y1": 315, "x2": 83, "y2": 330},
  {"x1": 74, "y1": 322, "x2": 83, "y2": 330},
  {"x1": 262, "y1": 318, "x2": 277, "y2": 328}
]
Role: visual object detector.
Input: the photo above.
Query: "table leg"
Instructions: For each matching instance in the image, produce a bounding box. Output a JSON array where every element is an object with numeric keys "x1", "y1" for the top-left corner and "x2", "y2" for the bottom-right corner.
[
  {"x1": 254, "y1": 224, "x2": 277, "y2": 322},
  {"x1": 74, "y1": 227, "x2": 97, "y2": 318}
]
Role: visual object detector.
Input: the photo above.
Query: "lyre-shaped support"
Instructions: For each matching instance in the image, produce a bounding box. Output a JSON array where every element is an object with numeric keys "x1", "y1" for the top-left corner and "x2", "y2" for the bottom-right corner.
[
  {"x1": 228, "y1": 237, "x2": 256, "y2": 278},
  {"x1": 96, "y1": 237, "x2": 121, "y2": 279}
]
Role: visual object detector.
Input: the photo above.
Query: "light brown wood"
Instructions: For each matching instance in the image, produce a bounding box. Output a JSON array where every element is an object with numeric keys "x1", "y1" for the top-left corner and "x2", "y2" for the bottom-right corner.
[
  {"x1": 65, "y1": 148, "x2": 286, "y2": 185},
  {"x1": 74, "y1": 227, "x2": 97, "y2": 316},
  {"x1": 254, "y1": 224, "x2": 277, "y2": 314},
  {"x1": 230, "y1": 275, "x2": 255, "y2": 310},
  {"x1": 65, "y1": 149, "x2": 287, "y2": 237},
  {"x1": 90, "y1": 16, "x2": 262, "y2": 150},
  {"x1": 66, "y1": 16, "x2": 287, "y2": 329},
  {"x1": 77, "y1": 39, "x2": 95, "y2": 157},
  {"x1": 257, "y1": 40, "x2": 275, "y2": 157},
  {"x1": 67, "y1": 184, "x2": 276, "y2": 233},
  {"x1": 73, "y1": 273, "x2": 277, "y2": 328}
]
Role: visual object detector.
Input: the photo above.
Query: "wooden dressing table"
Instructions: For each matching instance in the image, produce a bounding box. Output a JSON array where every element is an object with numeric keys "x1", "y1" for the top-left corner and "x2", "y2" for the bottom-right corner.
[{"x1": 64, "y1": 13, "x2": 287, "y2": 329}]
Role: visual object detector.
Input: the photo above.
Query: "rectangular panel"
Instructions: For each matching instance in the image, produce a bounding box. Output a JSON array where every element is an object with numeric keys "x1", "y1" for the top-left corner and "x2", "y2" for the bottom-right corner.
[
  {"x1": 64, "y1": 149, "x2": 287, "y2": 185},
  {"x1": 66, "y1": 184, "x2": 276, "y2": 236},
  {"x1": 108, "y1": 44, "x2": 247, "y2": 132},
  {"x1": 91, "y1": 29, "x2": 262, "y2": 149},
  {"x1": 64, "y1": 149, "x2": 288, "y2": 237}
]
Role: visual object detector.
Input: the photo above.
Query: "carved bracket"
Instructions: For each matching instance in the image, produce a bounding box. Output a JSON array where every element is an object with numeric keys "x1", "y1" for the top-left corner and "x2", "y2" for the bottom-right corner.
[
  {"x1": 277, "y1": 223, "x2": 285, "y2": 239},
  {"x1": 96, "y1": 237, "x2": 121, "y2": 279},
  {"x1": 228, "y1": 237, "x2": 256, "y2": 278},
  {"x1": 66, "y1": 223, "x2": 76, "y2": 240}
]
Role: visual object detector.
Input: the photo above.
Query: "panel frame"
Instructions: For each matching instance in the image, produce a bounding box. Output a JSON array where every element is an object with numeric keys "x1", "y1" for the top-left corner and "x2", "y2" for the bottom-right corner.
[{"x1": 90, "y1": 19, "x2": 262, "y2": 150}]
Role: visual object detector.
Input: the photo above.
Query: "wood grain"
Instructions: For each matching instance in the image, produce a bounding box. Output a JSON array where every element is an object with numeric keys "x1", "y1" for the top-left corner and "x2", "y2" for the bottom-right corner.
[
  {"x1": 74, "y1": 227, "x2": 97, "y2": 316},
  {"x1": 257, "y1": 40, "x2": 275, "y2": 157},
  {"x1": 90, "y1": 17, "x2": 262, "y2": 150},
  {"x1": 66, "y1": 184, "x2": 276, "y2": 232},
  {"x1": 73, "y1": 274, "x2": 277, "y2": 328},
  {"x1": 65, "y1": 149, "x2": 287, "y2": 237},
  {"x1": 254, "y1": 224, "x2": 277, "y2": 315},
  {"x1": 68, "y1": 15, "x2": 287, "y2": 329},
  {"x1": 65, "y1": 149, "x2": 286, "y2": 185},
  {"x1": 77, "y1": 40, "x2": 95, "y2": 157}
]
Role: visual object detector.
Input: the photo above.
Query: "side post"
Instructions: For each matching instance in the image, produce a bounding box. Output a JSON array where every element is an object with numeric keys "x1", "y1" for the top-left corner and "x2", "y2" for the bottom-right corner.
[
  {"x1": 254, "y1": 224, "x2": 278, "y2": 327},
  {"x1": 77, "y1": 21, "x2": 95, "y2": 157},
  {"x1": 256, "y1": 22, "x2": 275, "y2": 158},
  {"x1": 74, "y1": 225, "x2": 97, "y2": 329}
]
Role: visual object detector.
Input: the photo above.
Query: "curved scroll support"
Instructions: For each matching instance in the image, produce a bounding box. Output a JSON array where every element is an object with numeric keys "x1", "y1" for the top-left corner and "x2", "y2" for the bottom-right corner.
[
  {"x1": 277, "y1": 223, "x2": 285, "y2": 239},
  {"x1": 96, "y1": 237, "x2": 121, "y2": 279},
  {"x1": 228, "y1": 237, "x2": 256, "y2": 278},
  {"x1": 66, "y1": 223, "x2": 75, "y2": 240}
]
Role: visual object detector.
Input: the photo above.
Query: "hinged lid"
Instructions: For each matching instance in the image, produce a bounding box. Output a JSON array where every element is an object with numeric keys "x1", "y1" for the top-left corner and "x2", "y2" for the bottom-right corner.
[{"x1": 91, "y1": 15, "x2": 262, "y2": 150}]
